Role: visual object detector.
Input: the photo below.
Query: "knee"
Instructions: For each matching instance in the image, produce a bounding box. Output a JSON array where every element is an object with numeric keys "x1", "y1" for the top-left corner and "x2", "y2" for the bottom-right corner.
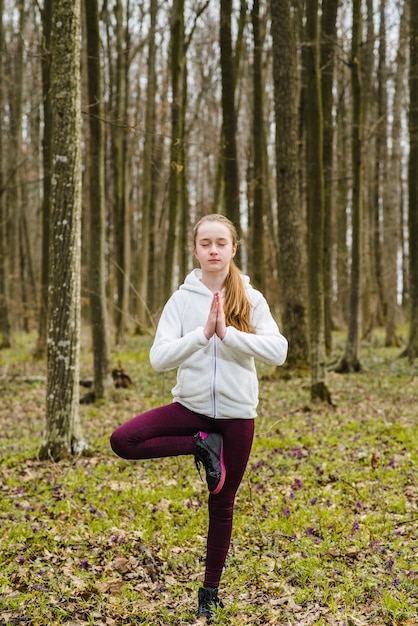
[{"x1": 109, "y1": 428, "x2": 126, "y2": 458}]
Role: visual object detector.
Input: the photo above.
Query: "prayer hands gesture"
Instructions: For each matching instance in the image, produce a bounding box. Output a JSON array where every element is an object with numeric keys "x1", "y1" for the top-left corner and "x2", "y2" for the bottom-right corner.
[{"x1": 204, "y1": 292, "x2": 226, "y2": 340}]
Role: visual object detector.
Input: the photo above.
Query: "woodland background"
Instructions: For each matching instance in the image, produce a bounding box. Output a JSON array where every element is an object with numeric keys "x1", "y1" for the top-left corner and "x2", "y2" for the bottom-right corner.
[
  {"x1": 1, "y1": 2, "x2": 418, "y2": 623},
  {"x1": 0, "y1": 0, "x2": 417, "y2": 453}
]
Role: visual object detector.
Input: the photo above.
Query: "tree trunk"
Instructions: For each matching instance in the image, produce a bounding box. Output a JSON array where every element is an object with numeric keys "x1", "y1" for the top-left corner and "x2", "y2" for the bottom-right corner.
[
  {"x1": 35, "y1": 0, "x2": 53, "y2": 357},
  {"x1": 270, "y1": 0, "x2": 309, "y2": 373},
  {"x1": 335, "y1": 57, "x2": 350, "y2": 327},
  {"x1": 372, "y1": 0, "x2": 388, "y2": 339},
  {"x1": 113, "y1": 0, "x2": 130, "y2": 344},
  {"x1": 220, "y1": 0, "x2": 240, "y2": 234},
  {"x1": 164, "y1": 0, "x2": 185, "y2": 300},
  {"x1": 385, "y1": 2, "x2": 409, "y2": 324},
  {"x1": 7, "y1": 0, "x2": 25, "y2": 333},
  {"x1": 137, "y1": 0, "x2": 158, "y2": 329},
  {"x1": 336, "y1": 0, "x2": 363, "y2": 373},
  {"x1": 39, "y1": 0, "x2": 84, "y2": 461},
  {"x1": 0, "y1": 0, "x2": 11, "y2": 348},
  {"x1": 84, "y1": 0, "x2": 111, "y2": 399},
  {"x1": 250, "y1": 0, "x2": 265, "y2": 292},
  {"x1": 405, "y1": 0, "x2": 418, "y2": 359},
  {"x1": 361, "y1": 0, "x2": 379, "y2": 341},
  {"x1": 385, "y1": 2, "x2": 408, "y2": 347},
  {"x1": 320, "y1": 0, "x2": 339, "y2": 355},
  {"x1": 304, "y1": 0, "x2": 330, "y2": 402}
]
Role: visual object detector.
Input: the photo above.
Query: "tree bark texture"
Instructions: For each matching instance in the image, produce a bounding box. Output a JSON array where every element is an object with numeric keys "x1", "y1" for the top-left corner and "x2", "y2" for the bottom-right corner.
[
  {"x1": 40, "y1": 0, "x2": 84, "y2": 461},
  {"x1": 112, "y1": 0, "x2": 130, "y2": 344},
  {"x1": 270, "y1": 0, "x2": 309, "y2": 372},
  {"x1": 250, "y1": 0, "x2": 265, "y2": 293},
  {"x1": 165, "y1": 0, "x2": 185, "y2": 301},
  {"x1": 386, "y1": 3, "x2": 408, "y2": 346},
  {"x1": 138, "y1": 0, "x2": 158, "y2": 329},
  {"x1": 220, "y1": 0, "x2": 240, "y2": 234},
  {"x1": 85, "y1": 0, "x2": 110, "y2": 398},
  {"x1": 304, "y1": 0, "x2": 330, "y2": 401},
  {"x1": 35, "y1": 0, "x2": 53, "y2": 357},
  {"x1": 0, "y1": 0, "x2": 11, "y2": 348},
  {"x1": 336, "y1": 0, "x2": 363, "y2": 373},
  {"x1": 407, "y1": 0, "x2": 418, "y2": 358},
  {"x1": 320, "y1": 0, "x2": 339, "y2": 355}
]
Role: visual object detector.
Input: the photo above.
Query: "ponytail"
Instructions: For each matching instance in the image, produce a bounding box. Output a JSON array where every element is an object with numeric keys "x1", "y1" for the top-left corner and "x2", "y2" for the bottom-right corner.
[{"x1": 224, "y1": 260, "x2": 254, "y2": 333}]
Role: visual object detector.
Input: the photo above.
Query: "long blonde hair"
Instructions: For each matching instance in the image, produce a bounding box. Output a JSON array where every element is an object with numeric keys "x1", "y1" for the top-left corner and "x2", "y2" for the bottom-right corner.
[{"x1": 193, "y1": 214, "x2": 254, "y2": 333}]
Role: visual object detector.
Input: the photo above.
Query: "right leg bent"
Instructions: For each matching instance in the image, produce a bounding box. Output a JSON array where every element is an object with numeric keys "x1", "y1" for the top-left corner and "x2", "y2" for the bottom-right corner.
[{"x1": 110, "y1": 402, "x2": 213, "y2": 460}]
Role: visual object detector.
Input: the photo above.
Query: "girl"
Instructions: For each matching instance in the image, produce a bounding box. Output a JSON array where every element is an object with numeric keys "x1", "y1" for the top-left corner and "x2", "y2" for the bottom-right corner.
[{"x1": 110, "y1": 214, "x2": 288, "y2": 621}]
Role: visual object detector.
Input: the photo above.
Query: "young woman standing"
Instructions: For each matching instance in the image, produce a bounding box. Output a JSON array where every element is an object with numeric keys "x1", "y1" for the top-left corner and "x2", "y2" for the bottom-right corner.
[{"x1": 110, "y1": 214, "x2": 288, "y2": 621}]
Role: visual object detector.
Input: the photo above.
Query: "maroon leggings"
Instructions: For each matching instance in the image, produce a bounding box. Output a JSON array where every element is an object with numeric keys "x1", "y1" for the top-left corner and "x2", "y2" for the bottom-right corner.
[{"x1": 110, "y1": 402, "x2": 254, "y2": 588}]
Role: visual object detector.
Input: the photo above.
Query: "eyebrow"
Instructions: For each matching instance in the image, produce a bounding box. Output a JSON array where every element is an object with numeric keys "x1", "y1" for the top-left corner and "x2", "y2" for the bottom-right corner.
[{"x1": 198, "y1": 237, "x2": 229, "y2": 243}]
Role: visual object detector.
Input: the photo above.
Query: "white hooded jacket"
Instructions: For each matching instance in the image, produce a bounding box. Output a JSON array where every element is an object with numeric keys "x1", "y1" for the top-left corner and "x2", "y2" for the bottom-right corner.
[{"x1": 150, "y1": 269, "x2": 288, "y2": 419}]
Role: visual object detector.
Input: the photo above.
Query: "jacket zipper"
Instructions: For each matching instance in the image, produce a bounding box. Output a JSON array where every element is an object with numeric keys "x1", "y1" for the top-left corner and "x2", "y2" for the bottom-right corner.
[{"x1": 212, "y1": 336, "x2": 217, "y2": 417}]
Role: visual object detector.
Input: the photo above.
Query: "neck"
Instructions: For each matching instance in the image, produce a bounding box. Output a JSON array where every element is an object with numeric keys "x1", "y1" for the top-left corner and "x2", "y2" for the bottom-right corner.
[{"x1": 200, "y1": 269, "x2": 228, "y2": 293}]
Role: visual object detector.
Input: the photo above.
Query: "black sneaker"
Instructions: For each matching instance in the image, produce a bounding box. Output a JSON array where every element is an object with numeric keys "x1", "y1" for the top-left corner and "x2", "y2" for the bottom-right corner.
[
  {"x1": 194, "y1": 432, "x2": 226, "y2": 494},
  {"x1": 197, "y1": 586, "x2": 224, "y2": 621}
]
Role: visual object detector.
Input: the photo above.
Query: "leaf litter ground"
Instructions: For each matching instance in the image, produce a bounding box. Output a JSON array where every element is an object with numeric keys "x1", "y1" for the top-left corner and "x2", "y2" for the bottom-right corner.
[{"x1": 0, "y1": 331, "x2": 417, "y2": 625}]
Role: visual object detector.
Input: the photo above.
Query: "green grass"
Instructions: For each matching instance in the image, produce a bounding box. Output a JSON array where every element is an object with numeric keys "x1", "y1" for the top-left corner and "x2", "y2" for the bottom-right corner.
[{"x1": 1, "y1": 330, "x2": 418, "y2": 624}]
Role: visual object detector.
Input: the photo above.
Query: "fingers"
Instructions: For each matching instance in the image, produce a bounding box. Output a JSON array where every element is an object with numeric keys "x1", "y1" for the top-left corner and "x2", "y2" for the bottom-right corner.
[
  {"x1": 214, "y1": 292, "x2": 226, "y2": 339},
  {"x1": 203, "y1": 294, "x2": 218, "y2": 339},
  {"x1": 204, "y1": 293, "x2": 226, "y2": 340}
]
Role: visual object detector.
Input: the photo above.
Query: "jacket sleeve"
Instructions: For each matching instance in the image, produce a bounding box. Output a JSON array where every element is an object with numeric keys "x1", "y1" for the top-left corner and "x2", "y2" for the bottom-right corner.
[
  {"x1": 222, "y1": 295, "x2": 288, "y2": 366},
  {"x1": 149, "y1": 295, "x2": 209, "y2": 372}
]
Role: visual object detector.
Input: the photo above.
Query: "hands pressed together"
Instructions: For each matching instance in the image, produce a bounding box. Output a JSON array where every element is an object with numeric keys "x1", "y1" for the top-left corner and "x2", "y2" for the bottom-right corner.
[{"x1": 203, "y1": 292, "x2": 226, "y2": 340}]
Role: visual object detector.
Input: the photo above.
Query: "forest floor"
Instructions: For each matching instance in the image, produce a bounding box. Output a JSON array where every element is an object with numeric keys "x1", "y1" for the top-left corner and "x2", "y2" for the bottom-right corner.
[{"x1": 0, "y1": 329, "x2": 417, "y2": 625}]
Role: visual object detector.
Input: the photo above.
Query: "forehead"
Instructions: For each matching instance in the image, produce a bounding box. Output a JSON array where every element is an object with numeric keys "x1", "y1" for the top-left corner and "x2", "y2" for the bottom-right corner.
[{"x1": 196, "y1": 221, "x2": 233, "y2": 241}]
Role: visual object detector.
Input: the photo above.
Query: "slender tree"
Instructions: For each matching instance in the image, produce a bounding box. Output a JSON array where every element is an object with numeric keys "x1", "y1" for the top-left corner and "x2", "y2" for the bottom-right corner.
[
  {"x1": 8, "y1": 0, "x2": 25, "y2": 330},
  {"x1": 336, "y1": 0, "x2": 363, "y2": 373},
  {"x1": 137, "y1": 0, "x2": 158, "y2": 329},
  {"x1": 270, "y1": 0, "x2": 309, "y2": 372},
  {"x1": 220, "y1": 0, "x2": 240, "y2": 233},
  {"x1": 0, "y1": 0, "x2": 11, "y2": 348},
  {"x1": 35, "y1": 0, "x2": 53, "y2": 356},
  {"x1": 304, "y1": 0, "x2": 330, "y2": 401},
  {"x1": 112, "y1": 0, "x2": 130, "y2": 343},
  {"x1": 250, "y1": 0, "x2": 265, "y2": 292},
  {"x1": 320, "y1": 0, "x2": 339, "y2": 355},
  {"x1": 372, "y1": 0, "x2": 388, "y2": 337},
  {"x1": 405, "y1": 0, "x2": 418, "y2": 358},
  {"x1": 335, "y1": 48, "x2": 350, "y2": 327},
  {"x1": 39, "y1": 0, "x2": 85, "y2": 460},
  {"x1": 386, "y1": 2, "x2": 408, "y2": 346},
  {"x1": 164, "y1": 0, "x2": 185, "y2": 300},
  {"x1": 84, "y1": 0, "x2": 111, "y2": 399}
]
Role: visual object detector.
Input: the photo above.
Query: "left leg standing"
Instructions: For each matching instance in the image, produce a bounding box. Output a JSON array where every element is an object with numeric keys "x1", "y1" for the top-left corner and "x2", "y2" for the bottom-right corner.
[{"x1": 203, "y1": 418, "x2": 255, "y2": 588}]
